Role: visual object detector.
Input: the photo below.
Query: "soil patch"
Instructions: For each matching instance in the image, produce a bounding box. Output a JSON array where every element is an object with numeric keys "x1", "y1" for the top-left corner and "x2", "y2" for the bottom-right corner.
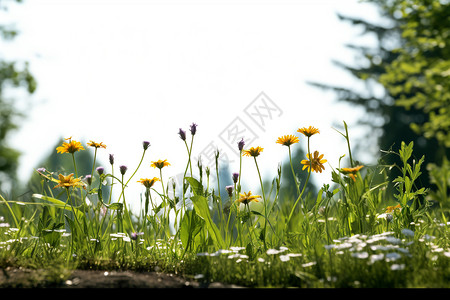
[{"x1": 0, "y1": 267, "x2": 243, "y2": 289}]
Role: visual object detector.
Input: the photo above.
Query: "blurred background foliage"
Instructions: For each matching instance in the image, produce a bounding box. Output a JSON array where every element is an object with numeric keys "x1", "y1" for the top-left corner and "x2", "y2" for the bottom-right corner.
[
  {"x1": 309, "y1": 0, "x2": 450, "y2": 202},
  {"x1": 0, "y1": 0, "x2": 36, "y2": 195}
]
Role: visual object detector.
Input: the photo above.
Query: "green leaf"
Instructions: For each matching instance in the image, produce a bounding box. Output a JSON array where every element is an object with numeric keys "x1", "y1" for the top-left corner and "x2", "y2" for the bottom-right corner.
[
  {"x1": 32, "y1": 194, "x2": 84, "y2": 218},
  {"x1": 106, "y1": 202, "x2": 123, "y2": 210},
  {"x1": 191, "y1": 195, "x2": 225, "y2": 249},
  {"x1": 185, "y1": 177, "x2": 203, "y2": 196},
  {"x1": 180, "y1": 210, "x2": 204, "y2": 252}
]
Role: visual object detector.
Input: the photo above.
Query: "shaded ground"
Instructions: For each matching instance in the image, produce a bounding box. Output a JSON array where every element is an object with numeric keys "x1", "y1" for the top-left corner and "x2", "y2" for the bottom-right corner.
[{"x1": 0, "y1": 267, "x2": 242, "y2": 289}]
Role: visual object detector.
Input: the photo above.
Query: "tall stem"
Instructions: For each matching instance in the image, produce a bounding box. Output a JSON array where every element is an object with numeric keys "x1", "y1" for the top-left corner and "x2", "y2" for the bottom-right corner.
[
  {"x1": 254, "y1": 157, "x2": 267, "y2": 249},
  {"x1": 288, "y1": 146, "x2": 300, "y2": 196},
  {"x1": 287, "y1": 137, "x2": 311, "y2": 225}
]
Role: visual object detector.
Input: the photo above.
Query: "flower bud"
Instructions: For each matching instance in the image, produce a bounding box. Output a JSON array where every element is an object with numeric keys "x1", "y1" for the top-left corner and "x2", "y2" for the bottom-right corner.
[
  {"x1": 178, "y1": 128, "x2": 186, "y2": 141},
  {"x1": 96, "y1": 166, "x2": 104, "y2": 175},
  {"x1": 119, "y1": 165, "x2": 127, "y2": 175},
  {"x1": 238, "y1": 138, "x2": 245, "y2": 151},
  {"x1": 232, "y1": 172, "x2": 239, "y2": 184}
]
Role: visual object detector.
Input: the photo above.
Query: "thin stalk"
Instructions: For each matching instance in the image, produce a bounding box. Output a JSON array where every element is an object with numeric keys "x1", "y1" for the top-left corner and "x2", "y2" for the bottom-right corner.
[
  {"x1": 287, "y1": 137, "x2": 312, "y2": 225},
  {"x1": 288, "y1": 145, "x2": 300, "y2": 196},
  {"x1": 254, "y1": 156, "x2": 267, "y2": 249}
]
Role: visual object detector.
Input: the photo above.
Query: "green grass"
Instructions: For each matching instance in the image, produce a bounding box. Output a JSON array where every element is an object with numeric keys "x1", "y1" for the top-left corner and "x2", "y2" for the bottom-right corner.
[{"x1": 1, "y1": 122, "x2": 449, "y2": 288}]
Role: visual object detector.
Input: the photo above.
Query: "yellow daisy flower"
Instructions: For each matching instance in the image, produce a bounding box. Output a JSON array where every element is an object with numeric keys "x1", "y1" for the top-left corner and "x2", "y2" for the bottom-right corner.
[
  {"x1": 339, "y1": 165, "x2": 364, "y2": 182},
  {"x1": 87, "y1": 140, "x2": 107, "y2": 149},
  {"x1": 53, "y1": 173, "x2": 85, "y2": 189},
  {"x1": 242, "y1": 146, "x2": 264, "y2": 157},
  {"x1": 137, "y1": 177, "x2": 160, "y2": 189},
  {"x1": 56, "y1": 138, "x2": 85, "y2": 154},
  {"x1": 385, "y1": 204, "x2": 402, "y2": 214},
  {"x1": 297, "y1": 126, "x2": 320, "y2": 137},
  {"x1": 236, "y1": 191, "x2": 261, "y2": 205},
  {"x1": 276, "y1": 135, "x2": 299, "y2": 146},
  {"x1": 301, "y1": 151, "x2": 327, "y2": 173},
  {"x1": 151, "y1": 159, "x2": 171, "y2": 169}
]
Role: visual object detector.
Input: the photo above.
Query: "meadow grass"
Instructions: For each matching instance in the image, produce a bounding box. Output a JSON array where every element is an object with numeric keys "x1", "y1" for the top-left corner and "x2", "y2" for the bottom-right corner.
[{"x1": 0, "y1": 122, "x2": 449, "y2": 288}]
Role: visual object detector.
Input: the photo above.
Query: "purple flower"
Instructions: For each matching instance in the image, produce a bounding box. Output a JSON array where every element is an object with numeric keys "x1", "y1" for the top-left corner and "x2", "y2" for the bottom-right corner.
[
  {"x1": 225, "y1": 185, "x2": 234, "y2": 197},
  {"x1": 85, "y1": 174, "x2": 92, "y2": 185},
  {"x1": 130, "y1": 232, "x2": 144, "y2": 240},
  {"x1": 96, "y1": 166, "x2": 104, "y2": 175},
  {"x1": 232, "y1": 172, "x2": 239, "y2": 184},
  {"x1": 238, "y1": 138, "x2": 245, "y2": 151},
  {"x1": 37, "y1": 167, "x2": 46, "y2": 173},
  {"x1": 190, "y1": 123, "x2": 198, "y2": 135},
  {"x1": 178, "y1": 128, "x2": 186, "y2": 141},
  {"x1": 119, "y1": 165, "x2": 128, "y2": 175},
  {"x1": 143, "y1": 141, "x2": 150, "y2": 150},
  {"x1": 109, "y1": 154, "x2": 114, "y2": 165}
]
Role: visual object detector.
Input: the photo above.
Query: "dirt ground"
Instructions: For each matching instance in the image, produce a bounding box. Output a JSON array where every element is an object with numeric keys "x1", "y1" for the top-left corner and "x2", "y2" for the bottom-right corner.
[{"x1": 0, "y1": 267, "x2": 243, "y2": 289}]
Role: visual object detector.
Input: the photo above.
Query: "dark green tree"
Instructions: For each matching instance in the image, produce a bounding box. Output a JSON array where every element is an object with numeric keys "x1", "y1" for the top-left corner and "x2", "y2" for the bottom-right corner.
[
  {"x1": 308, "y1": 0, "x2": 449, "y2": 191},
  {"x1": 0, "y1": 0, "x2": 37, "y2": 194}
]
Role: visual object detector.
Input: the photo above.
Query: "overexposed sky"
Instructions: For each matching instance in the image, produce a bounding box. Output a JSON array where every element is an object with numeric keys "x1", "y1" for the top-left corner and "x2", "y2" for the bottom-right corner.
[{"x1": 3, "y1": 0, "x2": 382, "y2": 211}]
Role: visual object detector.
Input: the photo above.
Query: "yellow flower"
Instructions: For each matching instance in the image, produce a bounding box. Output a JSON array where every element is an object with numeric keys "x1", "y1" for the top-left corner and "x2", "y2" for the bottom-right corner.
[
  {"x1": 301, "y1": 151, "x2": 327, "y2": 173},
  {"x1": 276, "y1": 135, "x2": 299, "y2": 146},
  {"x1": 137, "y1": 177, "x2": 160, "y2": 189},
  {"x1": 87, "y1": 140, "x2": 107, "y2": 149},
  {"x1": 53, "y1": 173, "x2": 85, "y2": 189},
  {"x1": 385, "y1": 204, "x2": 402, "y2": 214},
  {"x1": 297, "y1": 126, "x2": 320, "y2": 137},
  {"x1": 56, "y1": 138, "x2": 85, "y2": 154},
  {"x1": 151, "y1": 159, "x2": 171, "y2": 169},
  {"x1": 242, "y1": 146, "x2": 264, "y2": 157},
  {"x1": 236, "y1": 191, "x2": 261, "y2": 205},
  {"x1": 339, "y1": 165, "x2": 364, "y2": 182}
]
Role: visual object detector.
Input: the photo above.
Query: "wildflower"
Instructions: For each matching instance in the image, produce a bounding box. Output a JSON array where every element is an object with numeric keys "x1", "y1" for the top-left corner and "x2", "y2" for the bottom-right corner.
[
  {"x1": 53, "y1": 173, "x2": 85, "y2": 189},
  {"x1": 190, "y1": 123, "x2": 198, "y2": 135},
  {"x1": 236, "y1": 191, "x2": 261, "y2": 205},
  {"x1": 178, "y1": 128, "x2": 186, "y2": 141},
  {"x1": 130, "y1": 232, "x2": 144, "y2": 240},
  {"x1": 56, "y1": 137, "x2": 85, "y2": 154},
  {"x1": 237, "y1": 138, "x2": 245, "y2": 151},
  {"x1": 109, "y1": 154, "x2": 114, "y2": 165},
  {"x1": 119, "y1": 165, "x2": 128, "y2": 175},
  {"x1": 385, "y1": 204, "x2": 402, "y2": 214},
  {"x1": 37, "y1": 167, "x2": 46, "y2": 173},
  {"x1": 276, "y1": 135, "x2": 299, "y2": 146},
  {"x1": 151, "y1": 159, "x2": 170, "y2": 169},
  {"x1": 137, "y1": 177, "x2": 160, "y2": 189},
  {"x1": 85, "y1": 174, "x2": 92, "y2": 185},
  {"x1": 242, "y1": 146, "x2": 264, "y2": 157},
  {"x1": 301, "y1": 151, "x2": 327, "y2": 173},
  {"x1": 225, "y1": 185, "x2": 234, "y2": 197},
  {"x1": 297, "y1": 126, "x2": 320, "y2": 137},
  {"x1": 339, "y1": 165, "x2": 364, "y2": 182},
  {"x1": 232, "y1": 172, "x2": 239, "y2": 184},
  {"x1": 142, "y1": 141, "x2": 150, "y2": 150},
  {"x1": 87, "y1": 140, "x2": 107, "y2": 149},
  {"x1": 96, "y1": 166, "x2": 104, "y2": 175}
]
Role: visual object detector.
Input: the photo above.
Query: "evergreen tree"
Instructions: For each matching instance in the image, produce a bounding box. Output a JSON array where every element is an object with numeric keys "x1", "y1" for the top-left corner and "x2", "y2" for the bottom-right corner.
[{"x1": 308, "y1": 0, "x2": 449, "y2": 190}]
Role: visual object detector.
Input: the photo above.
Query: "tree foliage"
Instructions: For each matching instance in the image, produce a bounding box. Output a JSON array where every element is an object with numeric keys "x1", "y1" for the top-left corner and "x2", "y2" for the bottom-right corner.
[
  {"x1": 377, "y1": 0, "x2": 450, "y2": 148},
  {"x1": 309, "y1": 0, "x2": 449, "y2": 191},
  {"x1": 0, "y1": 0, "x2": 37, "y2": 193}
]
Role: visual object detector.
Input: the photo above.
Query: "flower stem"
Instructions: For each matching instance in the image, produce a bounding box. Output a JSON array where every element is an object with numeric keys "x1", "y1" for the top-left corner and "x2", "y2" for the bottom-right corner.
[
  {"x1": 254, "y1": 157, "x2": 267, "y2": 249},
  {"x1": 288, "y1": 146, "x2": 300, "y2": 196},
  {"x1": 286, "y1": 137, "x2": 311, "y2": 225}
]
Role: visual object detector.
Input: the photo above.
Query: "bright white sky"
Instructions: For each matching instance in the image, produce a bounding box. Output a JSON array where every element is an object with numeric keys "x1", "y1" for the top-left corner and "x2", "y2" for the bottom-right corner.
[{"x1": 3, "y1": 0, "x2": 382, "y2": 211}]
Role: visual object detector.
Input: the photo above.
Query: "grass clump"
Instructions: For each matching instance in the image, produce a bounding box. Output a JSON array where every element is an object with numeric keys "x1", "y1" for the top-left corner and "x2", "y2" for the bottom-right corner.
[{"x1": 0, "y1": 121, "x2": 449, "y2": 288}]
